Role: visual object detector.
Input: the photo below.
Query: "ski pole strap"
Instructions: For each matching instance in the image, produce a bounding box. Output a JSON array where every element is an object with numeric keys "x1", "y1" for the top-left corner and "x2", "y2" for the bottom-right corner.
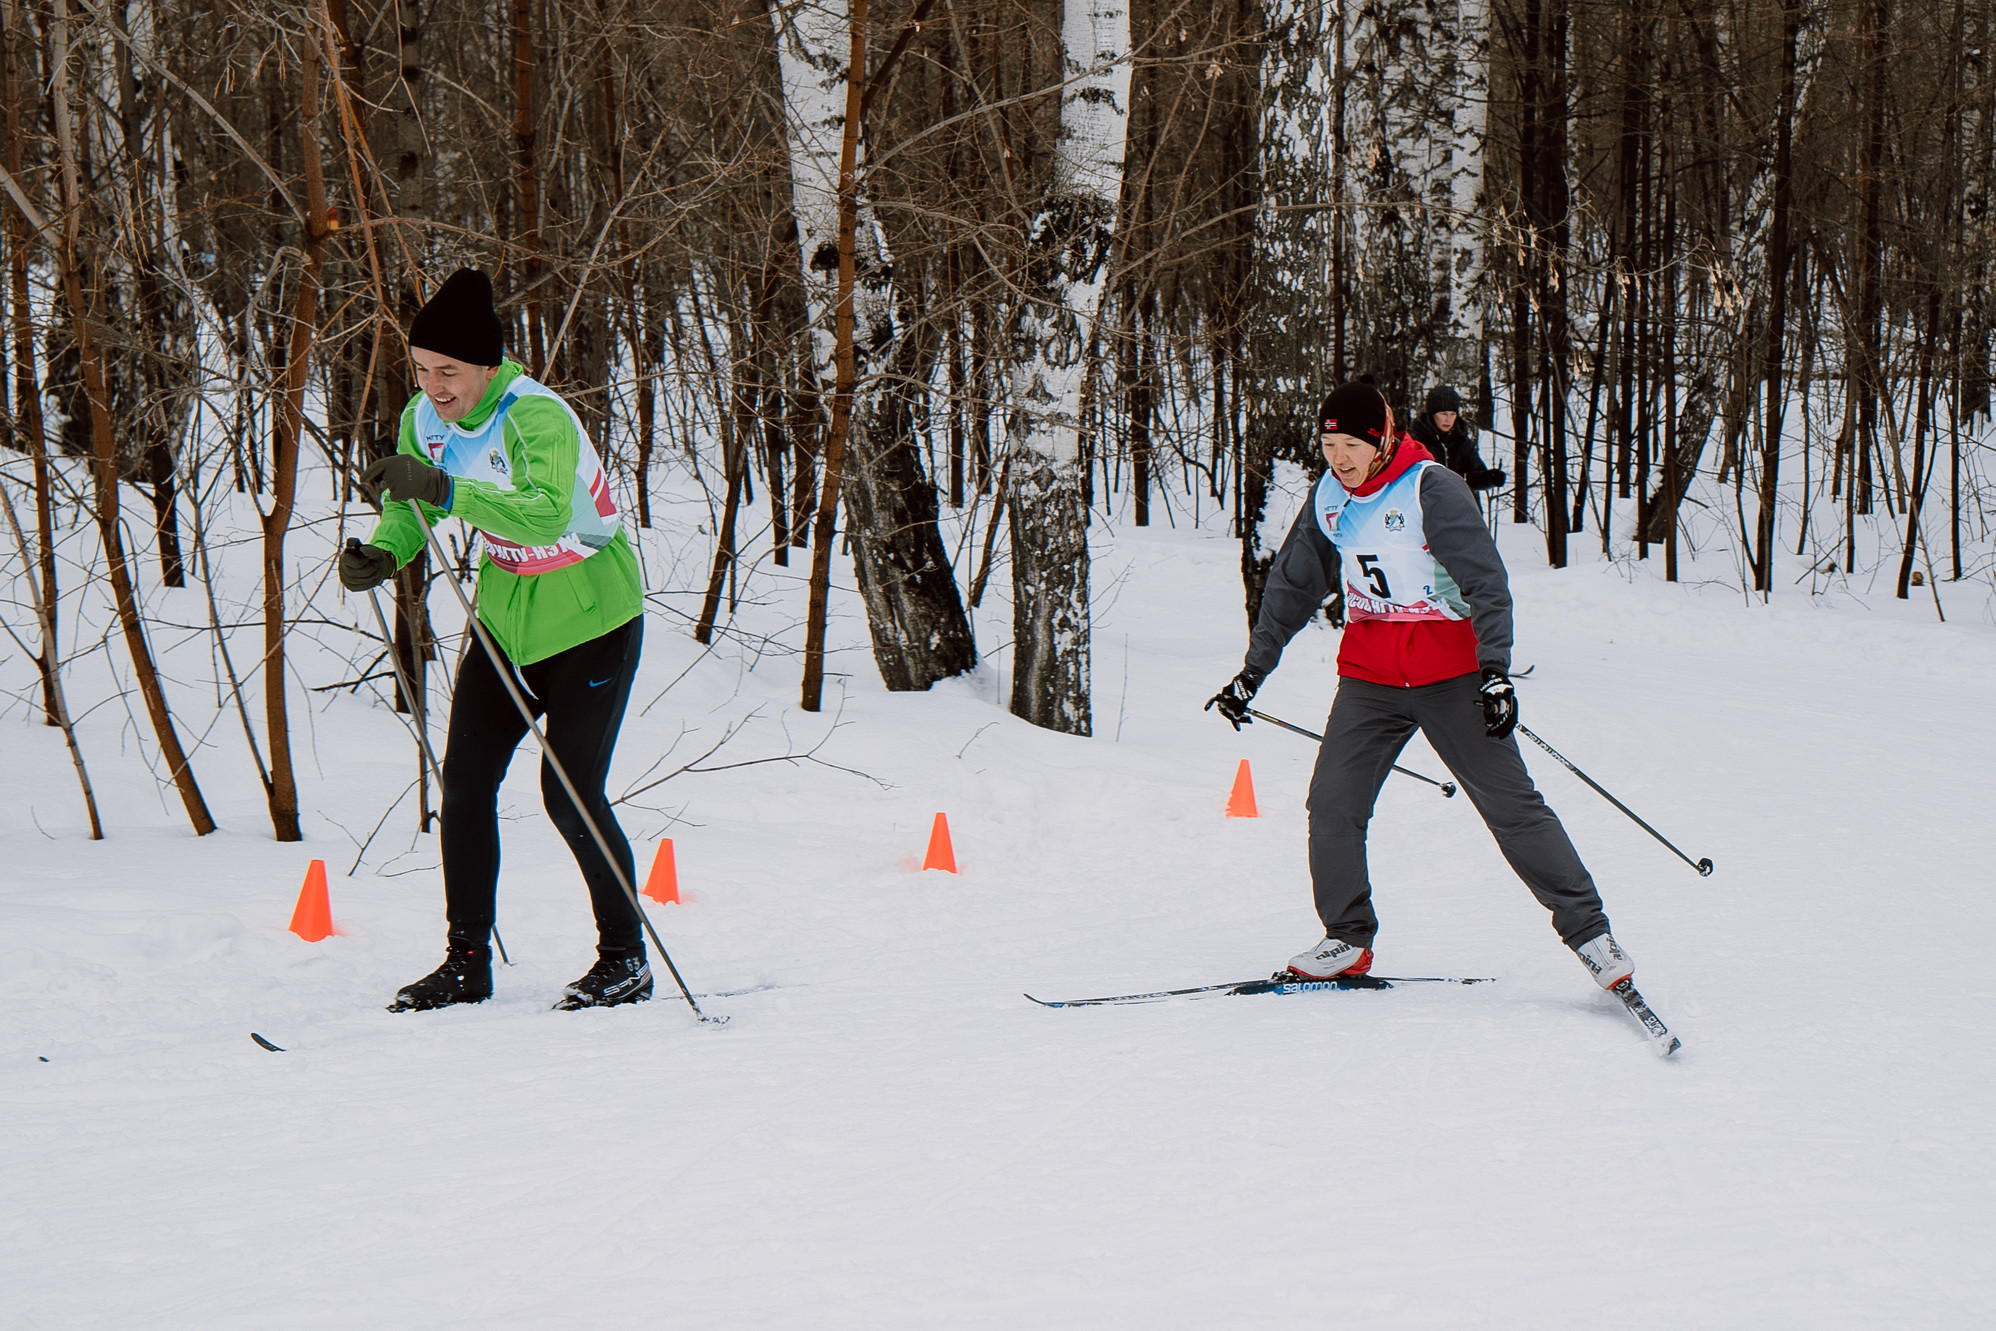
[
  {"x1": 1244, "y1": 708, "x2": 1457, "y2": 798},
  {"x1": 1515, "y1": 725, "x2": 1715, "y2": 876}
]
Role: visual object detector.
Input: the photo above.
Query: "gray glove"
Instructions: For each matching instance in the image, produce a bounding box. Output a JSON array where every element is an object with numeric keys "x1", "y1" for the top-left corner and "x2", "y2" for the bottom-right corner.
[{"x1": 361, "y1": 453, "x2": 452, "y2": 510}]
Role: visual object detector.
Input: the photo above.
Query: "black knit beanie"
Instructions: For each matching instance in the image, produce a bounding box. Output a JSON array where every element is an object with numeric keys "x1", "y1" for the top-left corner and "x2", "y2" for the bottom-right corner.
[
  {"x1": 1317, "y1": 382, "x2": 1390, "y2": 445},
  {"x1": 1425, "y1": 385, "x2": 1463, "y2": 415},
  {"x1": 409, "y1": 269, "x2": 504, "y2": 366}
]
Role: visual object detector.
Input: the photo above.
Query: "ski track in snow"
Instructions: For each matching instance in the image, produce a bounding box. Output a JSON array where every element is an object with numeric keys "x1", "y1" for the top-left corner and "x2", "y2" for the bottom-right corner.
[{"x1": 3, "y1": 499, "x2": 1993, "y2": 1328}]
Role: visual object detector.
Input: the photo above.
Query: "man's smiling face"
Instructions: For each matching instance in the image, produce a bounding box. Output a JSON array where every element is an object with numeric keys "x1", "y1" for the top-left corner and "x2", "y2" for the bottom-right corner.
[{"x1": 411, "y1": 347, "x2": 500, "y2": 422}]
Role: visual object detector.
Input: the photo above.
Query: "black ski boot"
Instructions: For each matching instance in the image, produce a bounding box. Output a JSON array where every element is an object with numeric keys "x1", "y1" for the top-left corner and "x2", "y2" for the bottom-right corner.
[
  {"x1": 554, "y1": 952, "x2": 652, "y2": 1010},
  {"x1": 388, "y1": 942, "x2": 493, "y2": 1012}
]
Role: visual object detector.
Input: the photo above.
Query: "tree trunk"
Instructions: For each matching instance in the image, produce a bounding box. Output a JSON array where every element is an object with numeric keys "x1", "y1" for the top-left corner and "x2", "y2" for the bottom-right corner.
[
  {"x1": 259, "y1": 23, "x2": 332, "y2": 843},
  {"x1": 1851, "y1": 0, "x2": 1890, "y2": 518},
  {"x1": 1443, "y1": 0, "x2": 1491, "y2": 388},
  {"x1": 1006, "y1": 0, "x2": 1132, "y2": 735},
  {"x1": 797, "y1": 0, "x2": 866, "y2": 713},
  {"x1": 1238, "y1": 0, "x2": 1332, "y2": 624},
  {"x1": 1536, "y1": 0, "x2": 1572, "y2": 568},
  {"x1": 48, "y1": 0, "x2": 212, "y2": 835},
  {"x1": 2, "y1": 0, "x2": 57, "y2": 727},
  {"x1": 512, "y1": 0, "x2": 543, "y2": 372},
  {"x1": 0, "y1": 479, "x2": 100, "y2": 837},
  {"x1": 1752, "y1": 0, "x2": 1800, "y2": 595},
  {"x1": 843, "y1": 329, "x2": 977, "y2": 689},
  {"x1": 773, "y1": 0, "x2": 974, "y2": 694}
]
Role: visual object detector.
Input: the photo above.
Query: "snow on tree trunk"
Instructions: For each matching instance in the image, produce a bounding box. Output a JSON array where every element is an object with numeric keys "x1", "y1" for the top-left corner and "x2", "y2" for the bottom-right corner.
[
  {"x1": 769, "y1": 0, "x2": 974, "y2": 691},
  {"x1": 1006, "y1": 0, "x2": 1132, "y2": 736},
  {"x1": 1238, "y1": 0, "x2": 1337, "y2": 626}
]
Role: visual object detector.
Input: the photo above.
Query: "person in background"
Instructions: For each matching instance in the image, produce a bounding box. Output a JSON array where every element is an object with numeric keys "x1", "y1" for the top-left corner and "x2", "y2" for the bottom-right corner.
[{"x1": 1409, "y1": 386, "x2": 1505, "y2": 493}]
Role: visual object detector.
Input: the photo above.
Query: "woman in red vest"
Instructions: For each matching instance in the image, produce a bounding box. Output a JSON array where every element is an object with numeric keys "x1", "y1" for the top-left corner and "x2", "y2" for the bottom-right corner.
[{"x1": 1207, "y1": 381, "x2": 1637, "y2": 994}]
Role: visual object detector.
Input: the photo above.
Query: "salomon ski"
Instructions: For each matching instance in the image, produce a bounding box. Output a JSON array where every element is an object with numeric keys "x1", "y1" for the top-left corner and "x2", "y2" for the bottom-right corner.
[
  {"x1": 1610, "y1": 978, "x2": 1681, "y2": 1056},
  {"x1": 1025, "y1": 972, "x2": 1492, "y2": 1008}
]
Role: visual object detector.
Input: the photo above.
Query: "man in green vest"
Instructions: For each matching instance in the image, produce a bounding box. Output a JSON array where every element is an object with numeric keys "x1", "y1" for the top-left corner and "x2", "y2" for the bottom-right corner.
[{"x1": 340, "y1": 269, "x2": 652, "y2": 1012}]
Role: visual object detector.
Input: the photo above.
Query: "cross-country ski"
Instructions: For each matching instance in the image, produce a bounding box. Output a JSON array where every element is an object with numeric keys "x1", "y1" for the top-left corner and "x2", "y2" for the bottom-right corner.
[
  {"x1": 1611, "y1": 978, "x2": 1684, "y2": 1057},
  {"x1": 1026, "y1": 972, "x2": 1494, "y2": 1007}
]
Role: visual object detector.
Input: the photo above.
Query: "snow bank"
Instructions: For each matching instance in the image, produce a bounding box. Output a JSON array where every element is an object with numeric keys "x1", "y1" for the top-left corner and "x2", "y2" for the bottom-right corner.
[{"x1": 3, "y1": 472, "x2": 1992, "y2": 1327}]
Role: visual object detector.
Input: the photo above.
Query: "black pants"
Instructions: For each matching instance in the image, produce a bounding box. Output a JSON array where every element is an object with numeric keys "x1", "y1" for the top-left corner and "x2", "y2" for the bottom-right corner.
[
  {"x1": 440, "y1": 616, "x2": 644, "y2": 956},
  {"x1": 1305, "y1": 672, "x2": 1610, "y2": 950}
]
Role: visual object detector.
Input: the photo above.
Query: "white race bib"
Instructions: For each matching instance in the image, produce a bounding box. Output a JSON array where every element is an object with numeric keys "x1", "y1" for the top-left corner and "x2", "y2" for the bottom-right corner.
[
  {"x1": 1313, "y1": 462, "x2": 1468, "y2": 623},
  {"x1": 413, "y1": 376, "x2": 621, "y2": 576}
]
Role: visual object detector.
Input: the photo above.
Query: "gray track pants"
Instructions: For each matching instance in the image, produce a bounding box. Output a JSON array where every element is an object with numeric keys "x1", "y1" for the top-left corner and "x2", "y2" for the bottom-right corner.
[{"x1": 1306, "y1": 672, "x2": 1610, "y2": 949}]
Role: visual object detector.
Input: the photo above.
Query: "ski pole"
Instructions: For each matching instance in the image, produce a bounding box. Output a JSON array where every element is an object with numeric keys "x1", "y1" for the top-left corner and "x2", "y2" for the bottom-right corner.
[
  {"x1": 1515, "y1": 724, "x2": 1715, "y2": 877},
  {"x1": 349, "y1": 542, "x2": 511, "y2": 966},
  {"x1": 397, "y1": 501, "x2": 725, "y2": 1022},
  {"x1": 1245, "y1": 708, "x2": 1457, "y2": 797}
]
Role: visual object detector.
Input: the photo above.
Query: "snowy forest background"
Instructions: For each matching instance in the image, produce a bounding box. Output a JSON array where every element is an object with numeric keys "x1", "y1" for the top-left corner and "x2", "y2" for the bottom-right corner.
[{"x1": 4, "y1": 0, "x2": 1995, "y2": 843}]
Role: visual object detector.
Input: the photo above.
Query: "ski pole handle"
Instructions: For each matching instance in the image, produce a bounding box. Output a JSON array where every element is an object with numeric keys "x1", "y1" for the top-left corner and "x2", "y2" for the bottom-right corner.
[{"x1": 1245, "y1": 708, "x2": 1457, "y2": 798}]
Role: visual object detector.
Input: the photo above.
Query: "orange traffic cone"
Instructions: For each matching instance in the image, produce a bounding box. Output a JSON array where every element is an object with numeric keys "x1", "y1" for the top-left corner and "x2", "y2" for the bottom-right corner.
[
  {"x1": 288, "y1": 859, "x2": 335, "y2": 941},
  {"x1": 922, "y1": 813, "x2": 958, "y2": 873},
  {"x1": 1225, "y1": 759, "x2": 1259, "y2": 818},
  {"x1": 642, "y1": 839, "x2": 680, "y2": 904}
]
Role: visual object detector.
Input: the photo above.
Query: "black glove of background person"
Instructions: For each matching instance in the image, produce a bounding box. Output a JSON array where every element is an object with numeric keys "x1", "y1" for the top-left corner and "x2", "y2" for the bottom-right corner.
[
  {"x1": 361, "y1": 453, "x2": 453, "y2": 510},
  {"x1": 1469, "y1": 466, "x2": 1507, "y2": 492},
  {"x1": 1478, "y1": 666, "x2": 1518, "y2": 740},
  {"x1": 1205, "y1": 666, "x2": 1265, "y2": 731},
  {"x1": 338, "y1": 538, "x2": 397, "y2": 593}
]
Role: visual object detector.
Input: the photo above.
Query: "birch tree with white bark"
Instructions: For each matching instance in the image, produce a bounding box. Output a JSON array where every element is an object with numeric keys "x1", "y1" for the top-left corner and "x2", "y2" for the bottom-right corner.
[
  {"x1": 1439, "y1": 0, "x2": 1491, "y2": 389},
  {"x1": 1336, "y1": 0, "x2": 1491, "y2": 401},
  {"x1": 1006, "y1": 0, "x2": 1132, "y2": 735},
  {"x1": 1238, "y1": 0, "x2": 1338, "y2": 623}
]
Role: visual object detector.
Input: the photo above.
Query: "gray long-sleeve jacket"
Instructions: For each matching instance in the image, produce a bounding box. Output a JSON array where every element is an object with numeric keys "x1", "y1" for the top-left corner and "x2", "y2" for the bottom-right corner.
[{"x1": 1245, "y1": 457, "x2": 1514, "y2": 686}]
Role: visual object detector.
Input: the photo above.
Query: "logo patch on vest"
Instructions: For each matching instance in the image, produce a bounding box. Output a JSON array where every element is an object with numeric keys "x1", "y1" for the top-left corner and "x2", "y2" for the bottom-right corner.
[{"x1": 1384, "y1": 508, "x2": 1406, "y2": 531}]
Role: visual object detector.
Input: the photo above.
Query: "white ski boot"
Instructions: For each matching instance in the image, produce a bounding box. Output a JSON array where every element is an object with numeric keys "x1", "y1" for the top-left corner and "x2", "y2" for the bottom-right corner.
[
  {"x1": 1573, "y1": 932, "x2": 1635, "y2": 989},
  {"x1": 1286, "y1": 937, "x2": 1374, "y2": 980}
]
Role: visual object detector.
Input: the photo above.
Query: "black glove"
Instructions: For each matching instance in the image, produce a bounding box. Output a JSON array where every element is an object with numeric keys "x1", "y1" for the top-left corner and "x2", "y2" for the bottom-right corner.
[
  {"x1": 1478, "y1": 666, "x2": 1518, "y2": 740},
  {"x1": 1469, "y1": 466, "x2": 1506, "y2": 492},
  {"x1": 1322, "y1": 589, "x2": 1346, "y2": 628},
  {"x1": 1205, "y1": 666, "x2": 1265, "y2": 731},
  {"x1": 361, "y1": 453, "x2": 453, "y2": 510},
  {"x1": 339, "y1": 538, "x2": 397, "y2": 592}
]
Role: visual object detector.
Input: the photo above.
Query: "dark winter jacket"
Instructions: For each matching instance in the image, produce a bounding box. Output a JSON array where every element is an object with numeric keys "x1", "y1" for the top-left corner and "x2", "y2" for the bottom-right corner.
[
  {"x1": 1245, "y1": 435, "x2": 1512, "y2": 688},
  {"x1": 1410, "y1": 414, "x2": 1505, "y2": 492}
]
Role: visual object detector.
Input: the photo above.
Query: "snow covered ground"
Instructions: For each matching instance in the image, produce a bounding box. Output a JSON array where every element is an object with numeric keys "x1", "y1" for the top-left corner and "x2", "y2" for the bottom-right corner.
[{"x1": 4, "y1": 471, "x2": 1994, "y2": 1328}]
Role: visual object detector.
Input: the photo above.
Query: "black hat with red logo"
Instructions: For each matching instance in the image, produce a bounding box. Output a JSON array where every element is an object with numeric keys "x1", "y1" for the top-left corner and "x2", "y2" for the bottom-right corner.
[{"x1": 1317, "y1": 381, "x2": 1390, "y2": 446}]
